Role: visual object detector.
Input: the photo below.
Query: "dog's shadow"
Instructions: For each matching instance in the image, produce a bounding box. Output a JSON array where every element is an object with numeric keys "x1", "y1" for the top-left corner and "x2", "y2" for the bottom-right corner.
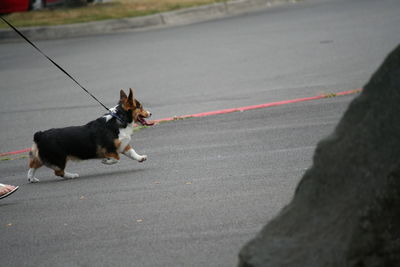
[
  {"x1": 31, "y1": 167, "x2": 152, "y2": 185},
  {"x1": 82, "y1": 167, "x2": 148, "y2": 180}
]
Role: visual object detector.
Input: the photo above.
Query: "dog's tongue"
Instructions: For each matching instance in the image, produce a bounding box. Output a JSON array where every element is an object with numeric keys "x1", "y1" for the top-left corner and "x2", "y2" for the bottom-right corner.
[
  {"x1": 143, "y1": 120, "x2": 155, "y2": 126},
  {"x1": 139, "y1": 117, "x2": 155, "y2": 126}
]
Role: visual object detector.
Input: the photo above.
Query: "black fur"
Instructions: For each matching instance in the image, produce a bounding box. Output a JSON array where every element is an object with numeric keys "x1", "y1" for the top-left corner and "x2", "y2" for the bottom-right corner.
[{"x1": 34, "y1": 104, "x2": 131, "y2": 170}]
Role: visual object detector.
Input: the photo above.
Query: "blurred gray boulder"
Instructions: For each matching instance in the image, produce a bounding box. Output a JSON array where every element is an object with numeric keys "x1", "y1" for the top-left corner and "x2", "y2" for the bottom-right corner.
[{"x1": 239, "y1": 44, "x2": 400, "y2": 267}]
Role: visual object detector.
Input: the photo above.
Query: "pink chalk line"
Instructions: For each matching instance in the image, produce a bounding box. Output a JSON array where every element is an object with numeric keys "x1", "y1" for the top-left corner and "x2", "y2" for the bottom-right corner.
[{"x1": 0, "y1": 89, "x2": 361, "y2": 158}]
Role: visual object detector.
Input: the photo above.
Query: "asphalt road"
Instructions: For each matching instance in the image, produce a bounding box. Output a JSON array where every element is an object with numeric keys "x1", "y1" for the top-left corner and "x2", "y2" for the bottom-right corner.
[
  {"x1": 0, "y1": 0, "x2": 399, "y2": 153},
  {"x1": 0, "y1": 0, "x2": 400, "y2": 266},
  {"x1": 1, "y1": 95, "x2": 352, "y2": 266}
]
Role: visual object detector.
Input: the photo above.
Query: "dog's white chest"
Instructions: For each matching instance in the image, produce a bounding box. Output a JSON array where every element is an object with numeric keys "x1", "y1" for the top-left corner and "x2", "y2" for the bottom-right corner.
[
  {"x1": 119, "y1": 125, "x2": 133, "y2": 139},
  {"x1": 118, "y1": 124, "x2": 133, "y2": 151}
]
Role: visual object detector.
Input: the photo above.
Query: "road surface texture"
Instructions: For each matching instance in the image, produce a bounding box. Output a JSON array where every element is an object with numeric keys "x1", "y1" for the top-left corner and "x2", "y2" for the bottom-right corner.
[
  {"x1": 1, "y1": 0, "x2": 400, "y2": 266},
  {"x1": 2, "y1": 96, "x2": 352, "y2": 266},
  {"x1": 0, "y1": 0, "x2": 399, "y2": 153}
]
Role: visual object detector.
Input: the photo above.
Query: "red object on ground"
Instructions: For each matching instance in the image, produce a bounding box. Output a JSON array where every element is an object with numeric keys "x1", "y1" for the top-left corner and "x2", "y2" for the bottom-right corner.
[
  {"x1": 0, "y1": 89, "x2": 362, "y2": 157},
  {"x1": 0, "y1": 0, "x2": 29, "y2": 13}
]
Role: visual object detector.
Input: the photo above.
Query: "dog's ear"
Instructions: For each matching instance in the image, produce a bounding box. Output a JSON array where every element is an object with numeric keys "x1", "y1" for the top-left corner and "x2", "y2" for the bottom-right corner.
[
  {"x1": 120, "y1": 89, "x2": 129, "y2": 109},
  {"x1": 120, "y1": 89, "x2": 128, "y2": 102},
  {"x1": 128, "y1": 88, "x2": 135, "y2": 107},
  {"x1": 129, "y1": 88, "x2": 136, "y2": 98}
]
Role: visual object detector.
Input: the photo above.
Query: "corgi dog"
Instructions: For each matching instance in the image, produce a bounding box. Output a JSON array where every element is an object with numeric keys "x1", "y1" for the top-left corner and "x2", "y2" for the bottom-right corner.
[{"x1": 27, "y1": 89, "x2": 153, "y2": 183}]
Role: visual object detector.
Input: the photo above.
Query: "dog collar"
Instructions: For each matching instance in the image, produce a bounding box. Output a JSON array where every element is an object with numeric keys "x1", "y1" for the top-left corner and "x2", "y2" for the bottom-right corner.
[{"x1": 108, "y1": 111, "x2": 127, "y2": 125}]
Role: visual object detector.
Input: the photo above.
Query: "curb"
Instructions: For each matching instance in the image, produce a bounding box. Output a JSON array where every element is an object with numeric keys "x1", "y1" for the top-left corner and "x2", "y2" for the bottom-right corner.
[
  {"x1": 0, "y1": 0, "x2": 296, "y2": 42},
  {"x1": 0, "y1": 89, "x2": 361, "y2": 158}
]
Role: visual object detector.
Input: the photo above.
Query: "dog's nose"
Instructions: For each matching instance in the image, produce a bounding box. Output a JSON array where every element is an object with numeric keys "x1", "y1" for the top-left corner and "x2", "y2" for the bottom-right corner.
[{"x1": 148, "y1": 111, "x2": 152, "y2": 117}]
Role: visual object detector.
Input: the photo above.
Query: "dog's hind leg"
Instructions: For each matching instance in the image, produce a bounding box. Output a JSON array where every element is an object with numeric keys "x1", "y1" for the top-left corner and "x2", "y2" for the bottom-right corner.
[
  {"x1": 101, "y1": 141, "x2": 121, "y2": 165},
  {"x1": 27, "y1": 144, "x2": 43, "y2": 183},
  {"x1": 27, "y1": 168, "x2": 40, "y2": 183},
  {"x1": 54, "y1": 169, "x2": 79, "y2": 179},
  {"x1": 52, "y1": 157, "x2": 79, "y2": 180}
]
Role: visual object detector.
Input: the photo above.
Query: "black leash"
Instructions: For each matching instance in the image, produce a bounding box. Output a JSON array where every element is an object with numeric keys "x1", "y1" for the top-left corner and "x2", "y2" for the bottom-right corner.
[{"x1": 0, "y1": 16, "x2": 126, "y2": 123}]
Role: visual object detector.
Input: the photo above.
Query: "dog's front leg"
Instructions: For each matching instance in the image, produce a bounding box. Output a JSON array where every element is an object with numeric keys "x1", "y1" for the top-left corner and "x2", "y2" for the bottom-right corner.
[{"x1": 123, "y1": 145, "x2": 147, "y2": 162}]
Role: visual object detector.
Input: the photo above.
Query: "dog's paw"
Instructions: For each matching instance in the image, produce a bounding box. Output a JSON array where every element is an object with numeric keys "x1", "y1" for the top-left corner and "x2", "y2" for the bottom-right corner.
[
  {"x1": 101, "y1": 158, "x2": 119, "y2": 165},
  {"x1": 63, "y1": 172, "x2": 79, "y2": 179},
  {"x1": 28, "y1": 177, "x2": 40, "y2": 183},
  {"x1": 138, "y1": 155, "x2": 147, "y2": 163}
]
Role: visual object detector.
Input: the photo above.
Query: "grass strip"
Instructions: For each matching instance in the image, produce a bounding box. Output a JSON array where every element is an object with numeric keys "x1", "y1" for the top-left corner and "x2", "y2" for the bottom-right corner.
[{"x1": 0, "y1": 0, "x2": 226, "y2": 28}]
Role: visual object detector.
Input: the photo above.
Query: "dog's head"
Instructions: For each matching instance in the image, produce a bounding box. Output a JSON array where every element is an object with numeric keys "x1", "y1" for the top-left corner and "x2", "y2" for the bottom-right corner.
[{"x1": 119, "y1": 88, "x2": 153, "y2": 126}]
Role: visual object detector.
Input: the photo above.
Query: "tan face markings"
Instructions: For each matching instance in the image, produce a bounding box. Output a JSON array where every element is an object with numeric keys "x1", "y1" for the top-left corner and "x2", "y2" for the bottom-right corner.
[
  {"x1": 131, "y1": 100, "x2": 151, "y2": 123},
  {"x1": 119, "y1": 88, "x2": 151, "y2": 124}
]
